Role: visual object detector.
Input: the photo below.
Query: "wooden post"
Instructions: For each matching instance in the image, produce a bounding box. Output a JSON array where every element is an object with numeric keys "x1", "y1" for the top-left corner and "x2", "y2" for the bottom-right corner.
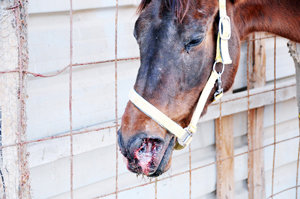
[
  {"x1": 0, "y1": 1, "x2": 30, "y2": 198},
  {"x1": 287, "y1": 41, "x2": 300, "y2": 199},
  {"x1": 247, "y1": 32, "x2": 266, "y2": 199},
  {"x1": 287, "y1": 41, "x2": 300, "y2": 114},
  {"x1": 216, "y1": 115, "x2": 235, "y2": 199}
]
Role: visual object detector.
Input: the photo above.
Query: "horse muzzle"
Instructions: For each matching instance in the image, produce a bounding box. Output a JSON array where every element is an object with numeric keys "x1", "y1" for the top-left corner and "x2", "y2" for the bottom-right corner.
[{"x1": 117, "y1": 130, "x2": 175, "y2": 176}]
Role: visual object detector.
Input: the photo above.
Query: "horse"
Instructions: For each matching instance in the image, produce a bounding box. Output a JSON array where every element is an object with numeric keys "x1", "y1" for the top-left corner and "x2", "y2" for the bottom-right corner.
[{"x1": 117, "y1": 0, "x2": 300, "y2": 177}]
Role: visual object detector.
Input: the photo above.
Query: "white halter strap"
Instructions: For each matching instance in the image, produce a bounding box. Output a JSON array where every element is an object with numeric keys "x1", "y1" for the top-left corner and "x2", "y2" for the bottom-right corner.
[
  {"x1": 129, "y1": 0, "x2": 232, "y2": 149},
  {"x1": 129, "y1": 70, "x2": 220, "y2": 148}
]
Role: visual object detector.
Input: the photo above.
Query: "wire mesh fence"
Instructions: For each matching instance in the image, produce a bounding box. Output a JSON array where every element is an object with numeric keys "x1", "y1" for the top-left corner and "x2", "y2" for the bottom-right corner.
[{"x1": 0, "y1": 0, "x2": 299, "y2": 199}]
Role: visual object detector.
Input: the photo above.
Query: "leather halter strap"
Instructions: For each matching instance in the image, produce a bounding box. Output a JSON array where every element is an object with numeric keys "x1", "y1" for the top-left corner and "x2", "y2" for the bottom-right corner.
[{"x1": 129, "y1": 0, "x2": 232, "y2": 149}]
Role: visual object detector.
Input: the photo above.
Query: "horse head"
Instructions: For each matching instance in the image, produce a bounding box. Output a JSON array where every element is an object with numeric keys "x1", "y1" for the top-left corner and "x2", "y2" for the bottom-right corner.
[{"x1": 117, "y1": 0, "x2": 242, "y2": 177}]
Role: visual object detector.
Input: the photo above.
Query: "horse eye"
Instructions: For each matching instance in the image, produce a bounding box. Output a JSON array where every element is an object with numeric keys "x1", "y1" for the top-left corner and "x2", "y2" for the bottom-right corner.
[
  {"x1": 184, "y1": 37, "x2": 204, "y2": 53},
  {"x1": 188, "y1": 38, "x2": 203, "y2": 47}
]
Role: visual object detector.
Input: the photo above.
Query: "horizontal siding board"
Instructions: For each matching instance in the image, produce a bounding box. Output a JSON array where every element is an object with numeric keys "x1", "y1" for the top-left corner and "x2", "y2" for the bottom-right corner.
[
  {"x1": 27, "y1": 96, "x2": 296, "y2": 168},
  {"x1": 28, "y1": 100, "x2": 299, "y2": 199},
  {"x1": 157, "y1": 174, "x2": 190, "y2": 199},
  {"x1": 28, "y1": 13, "x2": 70, "y2": 74},
  {"x1": 264, "y1": 96, "x2": 298, "y2": 128},
  {"x1": 36, "y1": 135, "x2": 298, "y2": 199},
  {"x1": 118, "y1": 183, "x2": 155, "y2": 199},
  {"x1": 28, "y1": 124, "x2": 116, "y2": 168},
  {"x1": 265, "y1": 37, "x2": 295, "y2": 82},
  {"x1": 265, "y1": 161, "x2": 299, "y2": 198},
  {"x1": 264, "y1": 118, "x2": 299, "y2": 145},
  {"x1": 28, "y1": 6, "x2": 138, "y2": 74},
  {"x1": 199, "y1": 79, "x2": 296, "y2": 123},
  {"x1": 27, "y1": 76, "x2": 298, "y2": 199},
  {"x1": 235, "y1": 180, "x2": 250, "y2": 199},
  {"x1": 30, "y1": 156, "x2": 71, "y2": 199},
  {"x1": 27, "y1": 91, "x2": 297, "y2": 167},
  {"x1": 191, "y1": 164, "x2": 217, "y2": 198},
  {"x1": 26, "y1": 60, "x2": 139, "y2": 141},
  {"x1": 29, "y1": 124, "x2": 298, "y2": 199},
  {"x1": 232, "y1": 37, "x2": 296, "y2": 91},
  {"x1": 28, "y1": 8, "x2": 294, "y2": 79},
  {"x1": 31, "y1": 144, "x2": 117, "y2": 199},
  {"x1": 27, "y1": 72, "x2": 70, "y2": 140},
  {"x1": 28, "y1": 0, "x2": 140, "y2": 14},
  {"x1": 264, "y1": 134, "x2": 299, "y2": 171},
  {"x1": 232, "y1": 41, "x2": 248, "y2": 90}
]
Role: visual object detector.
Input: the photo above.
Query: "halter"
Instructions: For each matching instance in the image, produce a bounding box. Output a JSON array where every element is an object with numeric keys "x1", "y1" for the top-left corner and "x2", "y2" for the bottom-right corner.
[{"x1": 129, "y1": 0, "x2": 232, "y2": 150}]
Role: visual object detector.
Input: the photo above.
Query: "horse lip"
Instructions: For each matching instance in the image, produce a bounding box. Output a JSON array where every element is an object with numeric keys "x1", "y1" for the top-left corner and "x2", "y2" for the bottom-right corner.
[
  {"x1": 117, "y1": 130, "x2": 128, "y2": 157},
  {"x1": 148, "y1": 136, "x2": 175, "y2": 177}
]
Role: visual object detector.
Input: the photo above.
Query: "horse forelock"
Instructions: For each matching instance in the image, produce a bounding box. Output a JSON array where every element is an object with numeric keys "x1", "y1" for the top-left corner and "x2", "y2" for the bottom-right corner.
[{"x1": 138, "y1": 0, "x2": 191, "y2": 22}]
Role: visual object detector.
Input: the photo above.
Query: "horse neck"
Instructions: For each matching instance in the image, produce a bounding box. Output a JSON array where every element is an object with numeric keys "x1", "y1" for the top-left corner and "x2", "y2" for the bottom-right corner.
[{"x1": 233, "y1": 0, "x2": 300, "y2": 42}]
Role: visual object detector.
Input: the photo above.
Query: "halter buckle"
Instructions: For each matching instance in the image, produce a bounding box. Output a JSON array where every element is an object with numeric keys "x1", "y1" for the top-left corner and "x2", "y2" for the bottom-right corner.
[
  {"x1": 214, "y1": 90, "x2": 223, "y2": 101},
  {"x1": 219, "y1": 16, "x2": 231, "y2": 40},
  {"x1": 177, "y1": 127, "x2": 193, "y2": 147},
  {"x1": 214, "y1": 73, "x2": 224, "y2": 101}
]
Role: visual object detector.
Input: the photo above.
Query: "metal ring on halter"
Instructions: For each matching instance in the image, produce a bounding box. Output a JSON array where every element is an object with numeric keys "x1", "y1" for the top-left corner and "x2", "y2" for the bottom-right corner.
[{"x1": 213, "y1": 61, "x2": 225, "y2": 75}]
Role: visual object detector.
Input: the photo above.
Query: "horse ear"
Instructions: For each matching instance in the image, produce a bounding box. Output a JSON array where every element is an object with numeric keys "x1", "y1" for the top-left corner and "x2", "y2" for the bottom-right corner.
[{"x1": 137, "y1": 0, "x2": 152, "y2": 13}]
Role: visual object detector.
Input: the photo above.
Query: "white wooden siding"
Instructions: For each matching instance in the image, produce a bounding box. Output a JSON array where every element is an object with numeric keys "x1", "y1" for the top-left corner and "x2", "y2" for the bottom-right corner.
[{"x1": 26, "y1": 2, "x2": 299, "y2": 199}]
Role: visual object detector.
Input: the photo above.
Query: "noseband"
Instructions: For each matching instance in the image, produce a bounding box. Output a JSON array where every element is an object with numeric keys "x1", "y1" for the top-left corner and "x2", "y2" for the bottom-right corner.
[{"x1": 129, "y1": 0, "x2": 232, "y2": 150}]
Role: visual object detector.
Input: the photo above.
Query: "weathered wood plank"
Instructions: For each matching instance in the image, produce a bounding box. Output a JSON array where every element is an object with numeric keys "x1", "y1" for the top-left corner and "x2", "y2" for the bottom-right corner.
[
  {"x1": 248, "y1": 32, "x2": 266, "y2": 199},
  {"x1": 248, "y1": 108, "x2": 266, "y2": 198},
  {"x1": 287, "y1": 40, "x2": 300, "y2": 199},
  {"x1": 215, "y1": 115, "x2": 235, "y2": 199},
  {"x1": 28, "y1": 0, "x2": 140, "y2": 14}
]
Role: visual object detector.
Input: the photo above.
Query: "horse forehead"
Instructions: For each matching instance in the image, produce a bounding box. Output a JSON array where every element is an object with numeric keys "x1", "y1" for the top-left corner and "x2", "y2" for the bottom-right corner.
[{"x1": 138, "y1": 1, "x2": 208, "y2": 34}]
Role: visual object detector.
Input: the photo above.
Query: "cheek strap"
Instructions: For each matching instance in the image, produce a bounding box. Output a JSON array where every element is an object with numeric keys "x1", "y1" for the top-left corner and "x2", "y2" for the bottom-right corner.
[{"x1": 129, "y1": 70, "x2": 220, "y2": 149}]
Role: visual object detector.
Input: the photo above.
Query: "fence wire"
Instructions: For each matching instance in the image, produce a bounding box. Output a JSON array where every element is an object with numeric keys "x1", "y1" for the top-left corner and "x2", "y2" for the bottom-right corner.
[{"x1": 0, "y1": 1, "x2": 299, "y2": 199}]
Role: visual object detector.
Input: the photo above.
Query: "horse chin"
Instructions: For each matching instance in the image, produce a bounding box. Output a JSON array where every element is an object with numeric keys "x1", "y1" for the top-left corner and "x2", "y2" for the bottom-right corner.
[{"x1": 148, "y1": 136, "x2": 175, "y2": 177}]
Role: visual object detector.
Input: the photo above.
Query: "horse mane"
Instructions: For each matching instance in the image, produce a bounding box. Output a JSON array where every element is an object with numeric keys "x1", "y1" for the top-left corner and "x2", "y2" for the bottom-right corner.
[{"x1": 138, "y1": 0, "x2": 191, "y2": 22}]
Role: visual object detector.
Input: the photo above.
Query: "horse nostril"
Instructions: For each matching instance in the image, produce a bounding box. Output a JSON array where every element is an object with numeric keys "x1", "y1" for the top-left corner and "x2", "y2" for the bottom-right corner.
[
  {"x1": 135, "y1": 138, "x2": 163, "y2": 157},
  {"x1": 128, "y1": 135, "x2": 164, "y2": 158},
  {"x1": 126, "y1": 135, "x2": 164, "y2": 175}
]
